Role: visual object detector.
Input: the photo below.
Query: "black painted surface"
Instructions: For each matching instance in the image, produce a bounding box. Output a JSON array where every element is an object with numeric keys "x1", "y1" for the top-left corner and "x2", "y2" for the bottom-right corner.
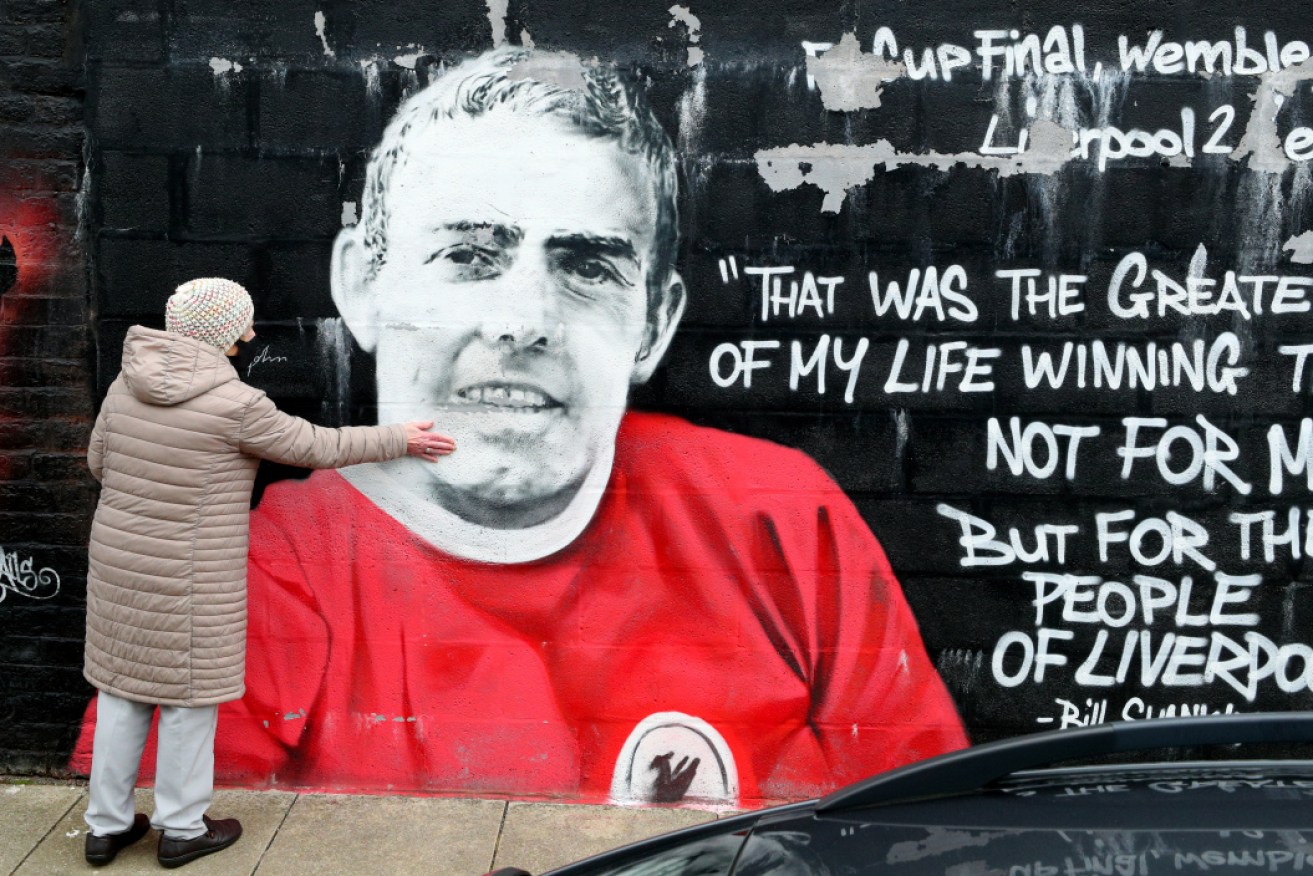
[{"x1": 59, "y1": 0, "x2": 1313, "y2": 771}]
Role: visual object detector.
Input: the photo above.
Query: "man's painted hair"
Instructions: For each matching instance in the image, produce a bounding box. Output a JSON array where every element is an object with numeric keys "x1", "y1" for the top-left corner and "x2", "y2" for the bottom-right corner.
[{"x1": 358, "y1": 47, "x2": 680, "y2": 305}]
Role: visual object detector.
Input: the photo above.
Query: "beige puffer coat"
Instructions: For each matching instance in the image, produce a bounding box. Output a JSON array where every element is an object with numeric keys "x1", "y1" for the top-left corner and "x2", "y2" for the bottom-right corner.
[{"x1": 85, "y1": 326, "x2": 407, "y2": 707}]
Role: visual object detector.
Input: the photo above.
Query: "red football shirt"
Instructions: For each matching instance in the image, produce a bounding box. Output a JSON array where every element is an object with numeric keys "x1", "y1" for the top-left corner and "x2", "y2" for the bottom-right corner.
[{"x1": 74, "y1": 413, "x2": 965, "y2": 804}]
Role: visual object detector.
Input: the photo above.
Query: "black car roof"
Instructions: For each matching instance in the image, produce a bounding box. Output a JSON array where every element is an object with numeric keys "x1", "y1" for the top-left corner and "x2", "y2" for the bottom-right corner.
[
  {"x1": 818, "y1": 712, "x2": 1313, "y2": 811},
  {"x1": 543, "y1": 716, "x2": 1313, "y2": 876}
]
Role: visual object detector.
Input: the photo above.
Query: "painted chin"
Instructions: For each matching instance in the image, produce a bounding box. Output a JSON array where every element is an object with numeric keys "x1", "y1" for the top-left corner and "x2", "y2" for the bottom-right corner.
[{"x1": 415, "y1": 424, "x2": 588, "y2": 508}]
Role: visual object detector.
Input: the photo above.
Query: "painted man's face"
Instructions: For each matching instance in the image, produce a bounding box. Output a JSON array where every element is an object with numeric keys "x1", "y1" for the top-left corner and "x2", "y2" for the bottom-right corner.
[{"x1": 336, "y1": 111, "x2": 680, "y2": 528}]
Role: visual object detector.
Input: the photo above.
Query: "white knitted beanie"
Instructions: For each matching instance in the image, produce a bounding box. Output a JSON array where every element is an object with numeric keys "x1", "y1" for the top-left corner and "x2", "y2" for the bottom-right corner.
[{"x1": 165, "y1": 278, "x2": 255, "y2": 351}]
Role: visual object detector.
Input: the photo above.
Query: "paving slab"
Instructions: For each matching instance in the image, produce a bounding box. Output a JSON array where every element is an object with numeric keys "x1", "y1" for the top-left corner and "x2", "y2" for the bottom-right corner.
[
  {"x1": 16, "y1": 787, "x2": 295, "y2": 876},
  {"x1": 0, "y1": 784, "x2": 83, "y2": 875},
  {"x1": 256, "y1": 793, "x2": 507, "y2": 876},
  {"x1": 494, "y1": 802, "x2": 716, "y2": 874}
]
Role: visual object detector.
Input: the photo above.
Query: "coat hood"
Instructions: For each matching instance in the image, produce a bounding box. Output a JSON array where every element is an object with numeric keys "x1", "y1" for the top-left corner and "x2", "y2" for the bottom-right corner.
[{"x1": 120, "y1": 325, "x2": 240, "y2": 406}]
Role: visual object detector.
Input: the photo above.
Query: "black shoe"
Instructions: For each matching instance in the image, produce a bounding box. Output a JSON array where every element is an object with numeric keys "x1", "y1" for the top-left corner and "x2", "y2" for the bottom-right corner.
[
  {"x1": 85, "y1": 812, "x2": 151, "y2": 865},
  {"x1": 157, "y1": 816, "x2": 242, "y2": 869}
]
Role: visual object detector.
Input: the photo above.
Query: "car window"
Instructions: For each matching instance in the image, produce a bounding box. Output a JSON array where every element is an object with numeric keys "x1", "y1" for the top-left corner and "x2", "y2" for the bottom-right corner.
[
  {"x1": 566, "y1": 832, "x2": 749, "y2": 876},
  {"x1": 733, "y1": 831, "x2": 832, "y2": 876}
]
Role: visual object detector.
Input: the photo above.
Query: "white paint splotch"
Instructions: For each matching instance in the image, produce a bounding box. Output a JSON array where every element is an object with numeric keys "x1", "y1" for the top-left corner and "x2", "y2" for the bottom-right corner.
[
  {"x1": 756, "y1": 119, "x2": 1072, "y2": 212},
  {"x1": 208, "y1": 57, "x2": 243, "y2": 76},
  {"x1": 757, "y1": 56, "x2": 1313, "y2": 216},
  {"x1": 806, "y1": 33, "x2": 905, "y2": 111},
  {"x1": 668, "y1": 5, "x2": 703, "y2": 67},
  {"x1": 1230, "y1": 58, "x2": 1313, "y2": 174},
  {"x1": 313, "y1": 11, "x2": 335, "y2": 58},
  {"x1": 1284, "y1": 231, "x2": 1313, "y2": 263},
  {"x1": 757, "y1": 67, "x2": 1126, "y2": 211},
  {"x1": 486, "y1": 0, "x2": 508, "y2": 48},
  {"x1": 393, "y1": 46, "x2": 426, "y2": 69},
  {"x1": 508, "y1": 51, "x2": 589, "y2": 92}
]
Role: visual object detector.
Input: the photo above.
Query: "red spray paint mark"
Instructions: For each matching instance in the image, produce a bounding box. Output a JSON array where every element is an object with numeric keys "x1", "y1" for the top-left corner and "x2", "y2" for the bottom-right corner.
[
  {"x1": 0, "y1": 194, "x2": 67, "y2": 365},
  {"x1": 0, "y1": 192, "x2": 77, "y2": 451},
  {"x1": 0, "y1": 193, "x2": 61, "y2": 299}
]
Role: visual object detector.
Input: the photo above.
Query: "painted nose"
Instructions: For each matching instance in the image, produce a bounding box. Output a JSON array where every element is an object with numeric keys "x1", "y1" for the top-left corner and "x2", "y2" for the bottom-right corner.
[{"x1": 479, "y1": 263, "x2": 558, "y2": 351}]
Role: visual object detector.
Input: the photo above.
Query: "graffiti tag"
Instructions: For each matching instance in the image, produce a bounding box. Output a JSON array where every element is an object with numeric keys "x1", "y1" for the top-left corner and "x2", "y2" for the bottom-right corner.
[{"x1": 0, "y1": 546, "x2": 60, "y2": 603}]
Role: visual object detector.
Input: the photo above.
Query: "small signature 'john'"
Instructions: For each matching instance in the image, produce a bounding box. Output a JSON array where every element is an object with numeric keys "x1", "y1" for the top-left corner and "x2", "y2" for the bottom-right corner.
[{"x1": 246, "y1": 345, "x2": 289, "y2": 378}]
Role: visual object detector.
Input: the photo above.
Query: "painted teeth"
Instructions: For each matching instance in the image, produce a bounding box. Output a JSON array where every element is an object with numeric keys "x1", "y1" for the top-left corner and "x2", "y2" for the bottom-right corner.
[{"x1": 457, "y1": 386, "x2": 550, "y2": 408}]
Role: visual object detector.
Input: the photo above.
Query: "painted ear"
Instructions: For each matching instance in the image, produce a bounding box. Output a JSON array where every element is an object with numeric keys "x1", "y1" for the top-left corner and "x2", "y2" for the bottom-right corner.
[
  {"x1": 330, "y1": 228, "x2": 378, "y2": 353},
  {"x1": 632, "y1": 270, "x2": 686, "y2": 384}
]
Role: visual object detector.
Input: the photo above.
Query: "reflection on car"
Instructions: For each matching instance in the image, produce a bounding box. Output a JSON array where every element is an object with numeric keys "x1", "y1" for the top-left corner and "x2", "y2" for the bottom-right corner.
[{"x1": 488, "y1": 713, "x2": 1313, "y2": 876}]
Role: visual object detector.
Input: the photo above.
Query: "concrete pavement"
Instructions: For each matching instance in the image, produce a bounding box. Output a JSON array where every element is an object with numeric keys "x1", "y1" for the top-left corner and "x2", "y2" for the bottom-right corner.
[{"x1": 0, "y1": 781, "x2": 736, "y2": 875}]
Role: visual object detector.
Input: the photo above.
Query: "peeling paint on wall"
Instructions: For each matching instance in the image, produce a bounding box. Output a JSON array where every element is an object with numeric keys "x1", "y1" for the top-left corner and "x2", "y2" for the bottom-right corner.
[
  {"x1": 755, "y1": 119, "x2": 1073, "y2": 212},
  {"x1": 313, "y1": 11, "x2": 335, "y2": 58},
  {"x1": 208, "y1": 57, "x2": 243, "y2": 76},
  {"x1": 1283, "y1": 231, "x2": 1313, "y2": 263},
  {"x1": 393, "y1": 46, "x2": 426, "y2": 69},
  {"x1": 508, "y1": 51, "x2": 590, "y2": 91},
  {"x1": 485, "y1": 0, "x2": 508, "y2": 48},
  {"x1": 1230, "y1": 59, "x2": 1313, "y2": 173},
  {"x1": 758, "y1": 56, "x2": 1313, "y2": 215},
  {"x1": 807, "y1": 33, "x2": 905, "y2": 111},
  {"x1": 668, "y1": 5, "x2": 704, "y2": 67}
]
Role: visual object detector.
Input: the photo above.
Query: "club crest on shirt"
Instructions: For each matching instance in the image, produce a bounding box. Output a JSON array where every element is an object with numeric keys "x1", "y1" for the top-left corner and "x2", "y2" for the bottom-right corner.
[{"x1": 609, "y1": 711, "x2": 739, "y2": 805}]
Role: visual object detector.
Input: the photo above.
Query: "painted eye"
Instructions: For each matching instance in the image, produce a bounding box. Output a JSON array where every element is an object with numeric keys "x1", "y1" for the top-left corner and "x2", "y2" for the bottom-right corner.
[
  {"x1": 425, "y1": 246, "x2": 502, "y2": 281},
  {"x1": 560, "y1": 255, "x2": 622, "y2": 285},
  {"x1": 572, "y1": 260, "x2": 610, "y2": 280},
  {"x1": 427, "y1": 245, "x2": 492, "y2": 266}
]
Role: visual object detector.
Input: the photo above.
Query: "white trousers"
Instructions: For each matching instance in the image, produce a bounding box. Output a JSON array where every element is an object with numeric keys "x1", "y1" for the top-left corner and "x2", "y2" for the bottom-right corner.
[{"x1": 84, "y1": 690, "x2": 217, "y2": 840}]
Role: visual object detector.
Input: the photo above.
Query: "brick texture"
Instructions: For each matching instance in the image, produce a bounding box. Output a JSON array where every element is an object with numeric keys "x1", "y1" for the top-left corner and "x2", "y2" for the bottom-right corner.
[
  {"x1": 7, "y1": 0, "x2": 1313, "y2": 791},
  {"x1": 0, "y1": 0, "x2": 93, "y2": 776}
]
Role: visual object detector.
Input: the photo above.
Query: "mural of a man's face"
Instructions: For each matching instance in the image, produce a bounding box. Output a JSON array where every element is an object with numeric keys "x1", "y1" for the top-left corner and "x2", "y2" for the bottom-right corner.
[{"x1": 334, "y1": 109, "x2": 683, "y2": 529}]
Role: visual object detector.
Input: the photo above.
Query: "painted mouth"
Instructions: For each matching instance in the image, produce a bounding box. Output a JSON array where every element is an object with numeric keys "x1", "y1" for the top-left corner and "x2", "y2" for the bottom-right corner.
[{"x1": 452, "y1": 382, "x2": 562, "y2": 411}]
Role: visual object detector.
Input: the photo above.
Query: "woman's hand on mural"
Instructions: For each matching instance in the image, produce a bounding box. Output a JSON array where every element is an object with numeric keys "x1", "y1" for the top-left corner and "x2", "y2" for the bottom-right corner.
[{"x1": 404, "y1": 421, "x2": 456, "y2": 461}]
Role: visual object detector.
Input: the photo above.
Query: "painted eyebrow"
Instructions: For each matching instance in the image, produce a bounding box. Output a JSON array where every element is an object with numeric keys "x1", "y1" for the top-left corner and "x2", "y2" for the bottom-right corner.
[
  {"x1": 546, "y1": 233, "x2": 639, "y2": 268},
  {"x1": 434, "y1": 221, "x2": 524, "y2": 247}
]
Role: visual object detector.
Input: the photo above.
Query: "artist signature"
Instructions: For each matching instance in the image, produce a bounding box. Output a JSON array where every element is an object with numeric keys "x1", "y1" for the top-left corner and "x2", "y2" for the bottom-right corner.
[
  {"x1": 246, "y1": 344, "x2": 289, "y2": 378},
  {"x1": 0, "y1": 546, "x2": 60, "y2": 603}
]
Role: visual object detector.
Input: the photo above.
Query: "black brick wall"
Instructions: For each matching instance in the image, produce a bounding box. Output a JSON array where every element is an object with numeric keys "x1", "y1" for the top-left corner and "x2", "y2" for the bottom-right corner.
[
  {"x1": 0, "y1": 0, "x2": 92, "y2": 774},
  {"x1": 8, "y1": 0, "x2": 1313, "y2": 781}
]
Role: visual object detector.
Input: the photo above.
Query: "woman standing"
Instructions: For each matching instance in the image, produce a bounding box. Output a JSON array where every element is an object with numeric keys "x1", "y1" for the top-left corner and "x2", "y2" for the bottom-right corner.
[{"x1": 80, "y1": 278, "x2": 454, "y2": 868}]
